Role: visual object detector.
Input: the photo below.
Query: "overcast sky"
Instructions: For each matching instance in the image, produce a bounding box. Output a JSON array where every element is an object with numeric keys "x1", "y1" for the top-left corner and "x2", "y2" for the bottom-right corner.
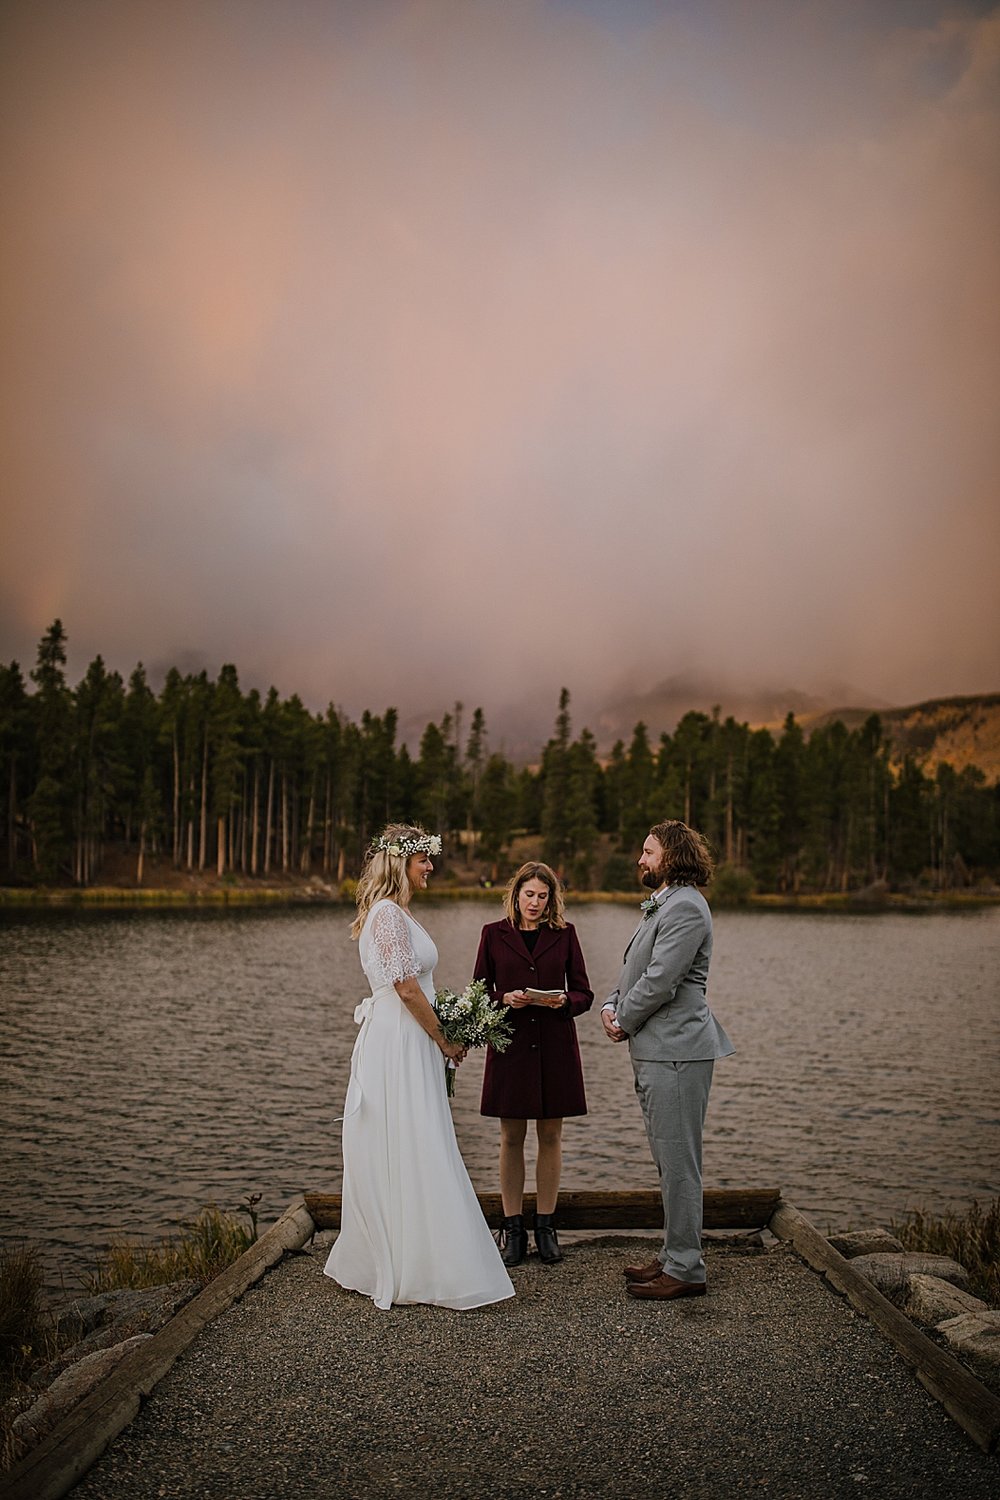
[{"x1": 2, "y1": 0, "x2": 998, "y2": 735}]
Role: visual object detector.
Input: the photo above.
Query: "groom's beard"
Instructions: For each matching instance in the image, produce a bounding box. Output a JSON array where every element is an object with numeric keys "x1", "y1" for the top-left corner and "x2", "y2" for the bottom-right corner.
[{"x1": 640, "y1": 865, "x2": 667, "y2": 890}]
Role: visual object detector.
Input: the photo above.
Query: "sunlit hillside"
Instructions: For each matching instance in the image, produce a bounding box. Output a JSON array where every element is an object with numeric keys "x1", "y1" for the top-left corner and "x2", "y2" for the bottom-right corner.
[{"x1": 791, "y1": 694, "x2": 1000, "y2": 786}]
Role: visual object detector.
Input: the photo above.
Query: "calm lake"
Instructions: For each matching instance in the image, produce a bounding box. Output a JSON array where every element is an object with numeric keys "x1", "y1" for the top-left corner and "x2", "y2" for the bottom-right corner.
[{"x1": 1, "y1": 901, "x2": 998, "y2": 1291}]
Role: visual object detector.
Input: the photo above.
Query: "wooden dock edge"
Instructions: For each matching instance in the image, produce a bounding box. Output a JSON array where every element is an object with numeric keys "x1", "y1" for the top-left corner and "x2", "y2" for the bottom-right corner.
[
  {"x1": 0, "y1": 1197, "x2": 316, "y2": 1500},
  {"x1": 305, "y1": 1185, "x2": 782, "y2": 1232},
  {"x1": 769, "y1": 1199, "x2": 1000, "y2": 1457}
]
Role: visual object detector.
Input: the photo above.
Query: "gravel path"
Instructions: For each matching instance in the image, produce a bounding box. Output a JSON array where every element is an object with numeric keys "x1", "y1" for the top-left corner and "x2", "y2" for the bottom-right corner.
[{"x1": 73, "y1": 1235, "x2": 998, "y2": 1499}]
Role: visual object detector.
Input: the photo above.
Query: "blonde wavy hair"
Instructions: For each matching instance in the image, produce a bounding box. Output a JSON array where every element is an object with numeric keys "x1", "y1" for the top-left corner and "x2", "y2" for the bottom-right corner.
[
  {"x1": 503, "y1": 862, "x2": 566, "y2": 929},
  {"x1": 351, "y1": 823, "x2": 435, "y2": 938}
]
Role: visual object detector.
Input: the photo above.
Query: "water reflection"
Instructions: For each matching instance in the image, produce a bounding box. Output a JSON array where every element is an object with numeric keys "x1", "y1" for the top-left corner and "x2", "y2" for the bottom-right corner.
[{"x1": 1, "y1": 901, "x2": 998, "y2": 1288}]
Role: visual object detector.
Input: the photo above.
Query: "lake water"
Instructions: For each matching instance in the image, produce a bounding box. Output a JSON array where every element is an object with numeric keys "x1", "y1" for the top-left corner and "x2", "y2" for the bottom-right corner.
[{"x1": 1, "y1": 902, "x2": 998, "y2": 1291}]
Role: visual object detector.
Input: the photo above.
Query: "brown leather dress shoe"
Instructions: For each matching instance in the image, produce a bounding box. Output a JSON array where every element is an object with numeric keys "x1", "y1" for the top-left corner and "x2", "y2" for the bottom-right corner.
[
  {"x1": 626, "y1": 1273, "x2": 707, "y2": 1301},
  {"x1": 623, "y1": 1259, "x2": 664, "y2": 1283}
]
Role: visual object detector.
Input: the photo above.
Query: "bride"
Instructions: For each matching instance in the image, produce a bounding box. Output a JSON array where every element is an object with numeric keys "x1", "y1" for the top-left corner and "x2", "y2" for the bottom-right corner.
[{"x1": 324, "y1": 824, "x2": 514, "y2": 1310}]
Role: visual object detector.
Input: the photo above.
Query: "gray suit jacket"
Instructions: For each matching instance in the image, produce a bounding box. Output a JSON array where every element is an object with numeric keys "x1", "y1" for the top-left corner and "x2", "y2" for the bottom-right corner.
[{"x1": 606, "y1": 885, "x2": 735, "y2": 1062}]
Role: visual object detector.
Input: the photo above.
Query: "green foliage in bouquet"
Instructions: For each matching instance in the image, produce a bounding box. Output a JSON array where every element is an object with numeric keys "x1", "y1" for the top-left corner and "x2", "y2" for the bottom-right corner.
[{"x1": 433, "y1": 979, "x2": 514, "y2": 1097}]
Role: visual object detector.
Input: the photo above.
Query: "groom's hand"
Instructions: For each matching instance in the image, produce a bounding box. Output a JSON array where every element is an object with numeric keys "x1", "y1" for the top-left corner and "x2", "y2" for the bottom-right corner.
[{"x1": 601, "y1": 1008, "x2": 626, "y2": 1042}]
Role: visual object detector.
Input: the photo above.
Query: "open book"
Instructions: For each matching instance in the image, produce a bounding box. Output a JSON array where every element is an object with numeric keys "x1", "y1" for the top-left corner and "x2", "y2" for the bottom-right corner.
[{"x1": 524, "y1": 987, "x2": 565, "y2": 1001}]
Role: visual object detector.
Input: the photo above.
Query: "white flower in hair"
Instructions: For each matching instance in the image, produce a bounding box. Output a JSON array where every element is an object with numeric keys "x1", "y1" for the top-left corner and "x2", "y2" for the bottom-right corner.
[{"x1": 371, "y1": 831, "x2": 442, "y2": 858}]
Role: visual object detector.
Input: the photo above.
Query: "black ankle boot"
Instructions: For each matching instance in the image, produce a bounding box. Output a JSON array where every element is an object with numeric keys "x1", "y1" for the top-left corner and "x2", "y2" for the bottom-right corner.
[
  {"x1": 534, "y1": 1212, "x2": 563, "y2": 1265},
  {"x1": 497, "y1": 1214, "x2": 528, "y2": 1267}
]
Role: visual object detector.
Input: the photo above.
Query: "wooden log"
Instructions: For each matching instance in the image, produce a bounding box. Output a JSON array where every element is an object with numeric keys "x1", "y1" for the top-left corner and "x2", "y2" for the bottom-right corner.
[
  {"x1": 769, "y1": 1199, "x2": 1000, "y2": 1457},
  {"x1": 1, "y1": 1196, "x2": 316, "y2": 1500},
  {"x1": 304, "y1": 1186, "x2": 781, "y2": 1232}
]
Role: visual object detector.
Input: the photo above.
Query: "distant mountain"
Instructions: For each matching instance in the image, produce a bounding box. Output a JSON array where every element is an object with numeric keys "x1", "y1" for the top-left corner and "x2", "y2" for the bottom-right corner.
[
  {"x1": 586, "y1": 673, "x2": 894, "y2": 751},
  {"x1": 793, "y1": 693, "x2": 1000, "y2": 786},
  {"x1": 397, "y1": 677, "x2": 1000, "y2": 783}
]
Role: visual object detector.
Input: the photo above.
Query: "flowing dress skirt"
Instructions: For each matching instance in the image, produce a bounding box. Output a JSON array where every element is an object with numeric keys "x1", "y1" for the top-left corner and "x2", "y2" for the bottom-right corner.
[{"x1": 324, "y1": 986, "x2": 514, "y2": 1311}]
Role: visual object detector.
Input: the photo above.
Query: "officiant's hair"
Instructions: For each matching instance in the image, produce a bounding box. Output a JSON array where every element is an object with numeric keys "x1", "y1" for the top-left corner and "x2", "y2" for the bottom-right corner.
[
  {"x1": 649, "y1": 820, "x2": 714, "y2": 887},
  {"x1": 352, "y1": 823, "x2": 433, "y2": 938},
  {"x1": 504, "y1": 862, "x2": 566, "y2": 929}
]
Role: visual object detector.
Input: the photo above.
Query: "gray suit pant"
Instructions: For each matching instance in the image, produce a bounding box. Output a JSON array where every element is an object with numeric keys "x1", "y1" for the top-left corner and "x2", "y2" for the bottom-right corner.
[{"x1": 632, "y1": 1057, "x2": 714, "y2": 1284}]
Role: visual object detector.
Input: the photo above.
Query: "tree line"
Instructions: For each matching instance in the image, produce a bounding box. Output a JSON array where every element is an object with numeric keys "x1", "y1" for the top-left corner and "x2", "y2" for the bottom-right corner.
[{"x1": 1, "y1": 622, "x2": 997, "y2": 893}]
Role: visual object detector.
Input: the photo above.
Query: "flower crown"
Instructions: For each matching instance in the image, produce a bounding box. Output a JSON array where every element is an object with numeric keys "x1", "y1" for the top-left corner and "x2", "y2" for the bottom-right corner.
[{"x1": 370, "y1": 832, "x2": 442, "y2": 858}]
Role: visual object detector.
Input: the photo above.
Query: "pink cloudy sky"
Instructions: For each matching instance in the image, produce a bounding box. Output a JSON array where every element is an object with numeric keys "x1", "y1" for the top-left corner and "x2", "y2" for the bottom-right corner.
[{"x1": 1, "y1": 0, "x2": 998, "y2": 735}]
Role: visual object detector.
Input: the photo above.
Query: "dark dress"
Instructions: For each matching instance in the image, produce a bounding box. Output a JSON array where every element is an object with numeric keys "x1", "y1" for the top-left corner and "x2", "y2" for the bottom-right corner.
[{"x1": 475, "y1": 919, "x2": 594, "y2": 1119}]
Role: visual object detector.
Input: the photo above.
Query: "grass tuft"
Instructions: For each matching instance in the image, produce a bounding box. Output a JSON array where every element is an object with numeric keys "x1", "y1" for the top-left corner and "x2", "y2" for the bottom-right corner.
[
  {"x1": 83, "y1": 1205, "x2": 255, "y2": 1293},
  {"x1": 0, "y1": 1245, "x2": 48, "y2": 1388},
  {"x1": 0, "y1": 1243, "x2": 59, "y2": 1466},
  {"x1": 890, "y1": 1197, "x2": 1000, "y2": 1306}
]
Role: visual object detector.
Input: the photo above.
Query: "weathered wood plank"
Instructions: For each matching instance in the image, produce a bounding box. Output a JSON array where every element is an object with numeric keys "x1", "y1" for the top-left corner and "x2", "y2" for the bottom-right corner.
[
  {"x1": 2, "y1": 1197, "x2": 316, "y2": 1500},
  {"x1": 304, "y1": 1186, "x2": 782, "y2": 1232},
  {"x1": 769, "y1": 1199, "x2": 1000, "y2": 1456}
]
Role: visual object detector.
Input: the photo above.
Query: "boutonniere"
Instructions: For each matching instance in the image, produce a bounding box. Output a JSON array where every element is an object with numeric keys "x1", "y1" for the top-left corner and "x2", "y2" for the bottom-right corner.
[{"x1": 640, "y1": 895, "x2": 659, "y2": 920}]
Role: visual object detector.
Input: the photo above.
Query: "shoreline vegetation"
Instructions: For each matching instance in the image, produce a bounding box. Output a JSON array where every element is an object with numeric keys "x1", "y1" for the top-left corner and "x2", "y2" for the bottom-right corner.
[
  {"x1": 2, "y1": 879, "x2": 998, "y2": 911},
  {"x1": 3, "y1": 622, "x2": 998, "y2": 902},
  {"x1": 0, "y1": 1206, "x2": 258, "y2": 1465},
  {"x1": 891, "y1": 1199, "x2": 1000, "y2": 1308}
]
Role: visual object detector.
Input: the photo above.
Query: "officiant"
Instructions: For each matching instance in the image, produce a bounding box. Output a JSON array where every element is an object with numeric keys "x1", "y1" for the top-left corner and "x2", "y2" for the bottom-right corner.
[{"x1": 473, "y1": 862, "x2": 594, "y2": 1268}]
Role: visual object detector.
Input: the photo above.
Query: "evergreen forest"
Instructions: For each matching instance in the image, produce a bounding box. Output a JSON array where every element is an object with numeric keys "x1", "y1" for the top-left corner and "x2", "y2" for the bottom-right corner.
[{"x1": 1, "y1": 622, "x2": 997, "y2": 894}]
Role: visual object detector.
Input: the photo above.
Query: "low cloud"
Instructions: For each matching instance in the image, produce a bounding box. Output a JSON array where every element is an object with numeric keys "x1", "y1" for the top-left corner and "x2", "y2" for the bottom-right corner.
[{"x1": 2, "y1": 0, "x2": 998, "y2": 730}]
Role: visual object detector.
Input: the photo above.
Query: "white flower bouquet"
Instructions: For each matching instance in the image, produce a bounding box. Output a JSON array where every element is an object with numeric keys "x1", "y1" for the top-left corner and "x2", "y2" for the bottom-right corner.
[{"x1": 432, "y1": 979, "x2": 514, "y2": 1098}]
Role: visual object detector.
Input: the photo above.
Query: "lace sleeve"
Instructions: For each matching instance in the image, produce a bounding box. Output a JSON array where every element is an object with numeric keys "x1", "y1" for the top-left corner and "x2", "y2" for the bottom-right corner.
[{"x1": 369, "y1": 902, "x2": 421, "y2": 987}]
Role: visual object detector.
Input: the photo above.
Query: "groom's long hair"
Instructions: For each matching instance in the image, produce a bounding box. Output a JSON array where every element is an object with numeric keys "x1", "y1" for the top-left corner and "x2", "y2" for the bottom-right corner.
[{"x1": 649, "y1": 820, "x2": 714, "y2": 887}]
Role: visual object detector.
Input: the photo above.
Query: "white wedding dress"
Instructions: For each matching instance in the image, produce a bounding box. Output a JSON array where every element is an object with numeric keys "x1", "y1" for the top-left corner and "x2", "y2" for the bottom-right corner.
[{"x1": 324, "y1": 899, "x2": 514, "y2": 1310}]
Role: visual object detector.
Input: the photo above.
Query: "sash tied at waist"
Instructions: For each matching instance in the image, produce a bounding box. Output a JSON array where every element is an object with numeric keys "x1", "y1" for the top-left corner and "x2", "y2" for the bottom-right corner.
[{"x1": 337, "y1": 989, "x2": 391, "y2": 1123}]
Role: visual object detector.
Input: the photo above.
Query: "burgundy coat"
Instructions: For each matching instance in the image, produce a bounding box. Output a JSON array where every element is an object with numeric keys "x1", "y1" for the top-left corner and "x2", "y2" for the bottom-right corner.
[{"x1": 474, "y1": 919, "x2": 594, "y2": 1119}]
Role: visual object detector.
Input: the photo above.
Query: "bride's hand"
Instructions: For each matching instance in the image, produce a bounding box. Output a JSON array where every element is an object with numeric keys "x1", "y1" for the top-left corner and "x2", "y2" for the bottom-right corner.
[{"x1": 440, "y1": 1039, "x2": 466, "y2": 1064}]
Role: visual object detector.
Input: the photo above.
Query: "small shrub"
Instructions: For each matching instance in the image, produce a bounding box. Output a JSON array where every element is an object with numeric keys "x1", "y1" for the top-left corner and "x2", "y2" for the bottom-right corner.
[
  {"x1": 0, "y1": 1245, "x2": 67, "y2": 1469},
  {"x1": 710, "y1": 864, "x2": 755, "y2": 905},
  {"x1": 601, "y1": 854, "x2": 639, "y2": 892},
  {"x1": 83, "y1": 1206, "x2": 254, "y2": 1293},
  {"x1": 890, "y1": 1197, "x2": 1000, "y2": 1306},
  {"x1": 339, "y1": 877, "x2": 358, "y2": 902}
]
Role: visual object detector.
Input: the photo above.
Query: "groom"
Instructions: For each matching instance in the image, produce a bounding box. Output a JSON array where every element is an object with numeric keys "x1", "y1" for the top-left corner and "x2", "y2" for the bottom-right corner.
[{"x1": 601, "y1": 819, "x2": 734, "y2": 1300}]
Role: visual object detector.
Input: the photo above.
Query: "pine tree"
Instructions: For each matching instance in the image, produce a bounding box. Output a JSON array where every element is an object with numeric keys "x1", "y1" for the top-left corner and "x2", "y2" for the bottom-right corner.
[
  {"x1": 28, "y1": 621, "x2": 73, "y2": 880},
  {"x1": 464, "y1": 706, "x2": 487, "y2": 863},
  {"x1": 564, "y1": 728, "x2": 600, "y2": 886},
  {"x1": 774, "y1": 714, "x2": 805, "y2": 892},
  {"x1": 209, "y1": 664, "x2": 244, "y2": 875},
  {"x1": 298, "y1": 708, "x2": 326, "y2": 875},
  {"x1": 621, "y1": 721, "x2": 656, "y2": 849},
  {"x1": 478, "y1": 753, "x2": 518, "y2": 879},
  {"x1": 416, "y1": 718, "x2": 454, "y2": 842},
  {"x1": 541, "y1": 688, "x2": 572, "y2": 872},
  {"x1": 355, "y1": 709, "x2": 399, "y2": 852},
  {"x1": 670, "y1": 711, "x2": 713, "y2": 828},
  {"x1": 158, "y1": 668, "x2": 186, "y2": 867},
  {"x1": 260, "y1": 688, "x2": 282, "y2": 874},
  {"x1": 889, "y1": 756, "x2": 931, "y2": 882},
  {"x1": 0, "y1": 661, "x2": 31, "y2": 876},
  {"x1": 744, "y1": 729, "x2": 781, "y2": 886},
  {"x1": 119, "y1": 664, "x2": 161, "y2": 882},
  {"x1": 602, "y1": 740, "x2": 627, "y2": 838}
]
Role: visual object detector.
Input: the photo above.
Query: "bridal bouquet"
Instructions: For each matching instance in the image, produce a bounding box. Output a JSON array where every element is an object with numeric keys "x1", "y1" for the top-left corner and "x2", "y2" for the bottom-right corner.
[{"x1": 433, "y1": 979, "x2": 514, "y2": 1098}]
